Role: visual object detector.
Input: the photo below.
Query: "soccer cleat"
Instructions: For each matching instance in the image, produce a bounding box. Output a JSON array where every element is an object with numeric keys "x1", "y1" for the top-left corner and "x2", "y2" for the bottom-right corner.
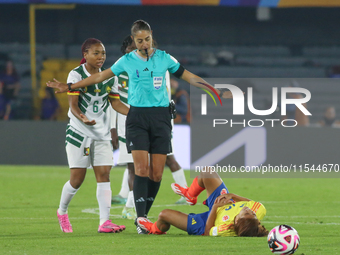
[
  {"x1": 98, "y1": 220, "x2": 126, "y2": 233},
  {"x1": 57, "y1": 210, "x2": 73, "y2": 233},
  {"x1": 111, "y1": 195, "x2": 127, "y2": 205},
  {"x1": 122, "y1": 206, "x2": 136, "y2": 220},
  {"x1": 136, "y1": 217, "x2": 152, "y2": 234},
  {"x1": 175, "y1": 196, "x2": 187, "y2": 205},
  {"x1": 134, "y1": 218, "x2": 149, "y2": 234},
  {"x1": 171, "y1": 183, "x2": 197, "y2": 205},
  {"x1": 137, "y1": 217, "x2": 166, "y2": 235}
]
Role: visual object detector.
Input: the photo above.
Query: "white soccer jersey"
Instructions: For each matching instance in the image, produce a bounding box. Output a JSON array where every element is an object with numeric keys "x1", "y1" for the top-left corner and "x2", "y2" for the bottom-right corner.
[
  {"x1": 116, "y1": 71, "x2": 130, "y2": 141},
  {"x1": 165, "y1": 71, "x2": 175, "y2": 126},
  {"x1": 66, "y1": 64, "x2": 120, "y2": 141}
]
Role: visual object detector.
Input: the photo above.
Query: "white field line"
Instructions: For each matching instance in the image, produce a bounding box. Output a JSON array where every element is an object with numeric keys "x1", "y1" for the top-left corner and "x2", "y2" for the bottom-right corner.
[
  {"x1": 1, "y1": 217, "x2": 338, "y2": 225},
  {"x1": 110, "y1": 203, "x2": 185, "y2": 209},
  {"x1": 1, "y1": 202, "x2": 340, "y2": 224}
]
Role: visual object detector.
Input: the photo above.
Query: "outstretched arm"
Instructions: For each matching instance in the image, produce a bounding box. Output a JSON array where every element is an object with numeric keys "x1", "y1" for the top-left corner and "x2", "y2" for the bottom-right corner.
[
  {"x1": 47, "y1": 68, "x2": 115, "y2": 93},
  {"x1": 180, "y1": 69, "x2": 233, "y2": 99}
]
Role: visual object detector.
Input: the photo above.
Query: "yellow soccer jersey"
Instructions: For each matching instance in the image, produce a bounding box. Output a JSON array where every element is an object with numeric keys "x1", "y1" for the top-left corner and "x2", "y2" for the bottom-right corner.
[{"x1": 209, "y1": 201, "x2": 266, "y2": 237}]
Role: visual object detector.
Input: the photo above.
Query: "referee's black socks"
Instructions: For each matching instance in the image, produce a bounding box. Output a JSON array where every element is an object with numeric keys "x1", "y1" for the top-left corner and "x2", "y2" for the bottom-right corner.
[
  {"x1": 133, "y1": 175, "x2": 149, "y2": 218},
  {"x1": 145, "y1": 178, "x2": 161, "y2": 216}
]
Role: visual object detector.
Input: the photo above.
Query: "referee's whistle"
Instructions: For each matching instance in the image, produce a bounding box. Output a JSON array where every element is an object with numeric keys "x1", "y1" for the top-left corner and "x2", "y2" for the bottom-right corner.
[{"x1": 145, "y1": 49, "x2": 149, "y2": 61}]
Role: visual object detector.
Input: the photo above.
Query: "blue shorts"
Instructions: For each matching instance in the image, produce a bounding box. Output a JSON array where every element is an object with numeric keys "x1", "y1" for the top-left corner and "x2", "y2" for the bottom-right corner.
[{"x1": 186, "y1": 183, "x2": 229, "y2": 235}]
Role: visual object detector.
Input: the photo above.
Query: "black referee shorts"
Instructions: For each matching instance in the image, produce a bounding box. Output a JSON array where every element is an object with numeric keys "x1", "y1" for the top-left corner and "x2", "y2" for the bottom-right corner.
[{"x1": 126, "y1": 106, "x2": 172, "y2": 154}]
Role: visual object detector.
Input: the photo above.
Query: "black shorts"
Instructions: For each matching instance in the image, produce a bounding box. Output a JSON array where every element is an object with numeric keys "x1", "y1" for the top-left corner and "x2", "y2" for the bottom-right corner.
[{"x1": 126, "y1": 106, "x2": 172, "y2": 154}]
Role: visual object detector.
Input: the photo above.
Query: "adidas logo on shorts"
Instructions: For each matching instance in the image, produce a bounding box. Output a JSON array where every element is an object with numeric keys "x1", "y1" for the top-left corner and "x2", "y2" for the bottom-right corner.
[{"x1": 143, "y1": 68, "x2": 149, "y2": 71}]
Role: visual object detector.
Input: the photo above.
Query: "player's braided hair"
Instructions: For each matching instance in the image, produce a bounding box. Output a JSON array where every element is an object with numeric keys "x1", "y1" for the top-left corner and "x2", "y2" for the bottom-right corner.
[
  {"x1": 131, "y1": 19, "x2": 151, "y2": 36},
  {"x1": 233, "y1": 218, "x2": 269, "y2": 237},
  {"x1": 120, "y1": 35, "x2": 133, "y2": 55},
  {"x1": 80, "y1": 38, "x2": 103, "y2": 64}
]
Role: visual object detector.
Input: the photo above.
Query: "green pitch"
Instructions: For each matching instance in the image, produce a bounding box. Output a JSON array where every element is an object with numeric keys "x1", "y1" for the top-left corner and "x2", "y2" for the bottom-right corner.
[{"x1": 0, "y1": 165, "x2": 339, "y2": 255}]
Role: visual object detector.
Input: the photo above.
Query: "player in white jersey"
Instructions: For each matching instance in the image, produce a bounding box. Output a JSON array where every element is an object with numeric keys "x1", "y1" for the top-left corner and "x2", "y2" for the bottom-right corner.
[
  {"x1": 110, "y1": 36, "x2": 187, "y2": 220},
  {"x1": 56, "y1": 38, "x2": 129, "y2": 234}
]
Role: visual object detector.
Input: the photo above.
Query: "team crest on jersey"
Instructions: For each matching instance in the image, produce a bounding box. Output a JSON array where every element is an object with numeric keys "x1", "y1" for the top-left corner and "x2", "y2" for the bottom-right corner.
[
  {"x1": 84, "y1": 147, "x2": 90, "y2": 156},
  {"x1": 222, "y1": 215, "x2": 229, "y2": 221},
  {"x1": 94, "y1": 89, "x2": 101, "y2": 93},
  {"x1": 106, "y1": 86, "x2": 111, "y2": 93},
  {"x1": 122, "y1": 81, "x2": 127, "y2": 88},
  {"x1": 220, "y1": 188, "x2": 227, "y2": 195}
]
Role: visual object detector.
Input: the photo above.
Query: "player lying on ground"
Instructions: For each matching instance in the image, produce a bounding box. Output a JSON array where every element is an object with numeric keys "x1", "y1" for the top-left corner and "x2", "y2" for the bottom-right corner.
[{"x1": 137, "y1": 167, "x2": 269, "y2": 236}]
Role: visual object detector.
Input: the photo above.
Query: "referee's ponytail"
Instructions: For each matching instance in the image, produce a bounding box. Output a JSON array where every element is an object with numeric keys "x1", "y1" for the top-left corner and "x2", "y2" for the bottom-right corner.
[
  {"x1": 131, "y1": 20, "x2": 151, "y2": 36},
  {"x1": 80, "y1": 38, "x2": 103, "y2": 64}
]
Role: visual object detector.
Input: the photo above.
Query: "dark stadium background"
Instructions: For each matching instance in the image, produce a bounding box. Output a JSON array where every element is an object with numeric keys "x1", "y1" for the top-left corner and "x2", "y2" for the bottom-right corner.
[{"x1": 1, "y1": 2, "x2": 340, "y2": 169}]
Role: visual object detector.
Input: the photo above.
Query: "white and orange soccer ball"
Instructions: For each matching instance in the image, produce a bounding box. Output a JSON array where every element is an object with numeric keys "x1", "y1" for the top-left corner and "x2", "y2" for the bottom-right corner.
[{"x1": 267, "y1": 225, "x2": 300, "y2": 255}]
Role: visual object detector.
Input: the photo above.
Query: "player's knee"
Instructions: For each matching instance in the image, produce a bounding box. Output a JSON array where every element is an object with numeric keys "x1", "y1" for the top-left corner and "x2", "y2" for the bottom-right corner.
[
  {"x1": 150, "y1": 172, "x2": 162, "y2": 182},
  {"x1": 165, "y1": 157, "x2": 173, "y2": 167},
  {"x1": 159, "y1": 209, "x2": 171, "y2": 221},
  {"x1": 135, "y1": 165, "x2": 149, "y2": 176},
  {"x1": 166, "y1": 156, "x2": 180, "y2": 171},
  {"x1": 200, "y1": 166, "x2": 215, "y2": 178},
  {"x1": 70, "y1": 179, "x2": 83, "y2": 189}
]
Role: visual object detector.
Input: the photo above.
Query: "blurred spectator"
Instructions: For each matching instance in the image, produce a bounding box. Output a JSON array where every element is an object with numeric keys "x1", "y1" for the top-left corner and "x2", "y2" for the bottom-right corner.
[
  {"x1": 201, "y1": 51, "x2": 218, "y2": 66},
  {"x1": 0, "y1": 60, "x2": 20, "y2": 120},
  {"x1": 281, "y1": 81, "x2": 309, "y2": 127},
  {"x1": 40, "y1": 87, "x2": 61, "y2": 120},
  {"x1": 0, "y1": 52, "x2": 9, "y2": 72},
  {"x1": 317, "y1": 106, "x2": 340, "y2": 128},
  {"x1": 327, "y1": 65, "x2": 340, "y2": 78},
  {"x1": 216, "y1": 50, "x2": 235, "y2": 66},
  {"x1": 200, "y1": 50, "x2": 235, "y2": 66},
  {"x1": 170, "y1": 78, "x2": 190, "y2": 124}
]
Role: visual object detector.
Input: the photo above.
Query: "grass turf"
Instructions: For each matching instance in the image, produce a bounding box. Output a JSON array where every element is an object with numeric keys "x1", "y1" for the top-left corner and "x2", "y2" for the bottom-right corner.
[{"x1": 0, "y1": 165, "x2": 339, "y2": 255}]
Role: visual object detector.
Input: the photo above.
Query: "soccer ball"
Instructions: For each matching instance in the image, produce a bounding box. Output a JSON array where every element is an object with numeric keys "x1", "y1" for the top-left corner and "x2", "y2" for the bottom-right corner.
[{"x1": 267, "y1": 225, "x2": 300, "y2": 254}]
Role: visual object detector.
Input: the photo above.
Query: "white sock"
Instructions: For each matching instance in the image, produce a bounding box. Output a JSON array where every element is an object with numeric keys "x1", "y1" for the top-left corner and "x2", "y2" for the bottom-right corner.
[
  {"x1": 125, "y1": 190, "x2": 135, "y2": 208},
  {"x1": 58, "y1": 180, "x2": 78, "y2": 215},
  {"x1": 172, "y1": 168, "x2": 187, "y2": 187},
  {"x1": 118, "y1": 168, "x2": 129, "y2": 198},
  {"x1": 97, "y1": 182, "x2": 112, "y2": 225}
]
